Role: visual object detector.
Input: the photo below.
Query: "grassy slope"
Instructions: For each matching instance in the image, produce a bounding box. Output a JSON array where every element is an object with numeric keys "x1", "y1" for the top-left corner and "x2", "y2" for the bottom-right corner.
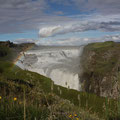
[{"x1": 0, "y1": 41, "x2": 119, "y2": 119}]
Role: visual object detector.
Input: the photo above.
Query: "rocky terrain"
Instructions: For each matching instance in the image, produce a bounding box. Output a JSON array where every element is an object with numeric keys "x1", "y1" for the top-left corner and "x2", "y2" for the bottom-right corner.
[{"x1": 81, "y1": 41, "x2": 120, "y2": 99}]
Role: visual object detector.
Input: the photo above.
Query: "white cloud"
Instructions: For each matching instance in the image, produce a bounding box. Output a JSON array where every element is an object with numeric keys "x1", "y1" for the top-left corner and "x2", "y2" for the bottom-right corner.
[
  {"x1": 0, "y1": 0, "x2": 120, "y2": 34},
  {"x1": 13, "y1": 38, "x2": 38, "y2": 44},
  {"x1": 38, "y1": 19, "x2": 120, "y2": 38},
  {"x1": 13, "y1": 34, "x2": 120, "y2": 46},
  {"x1": 39, "y1": 25, "x2": 62, "y2": 37},
  {"x1": 37, "y1": 34, "x2": 120, "y2": 46}
]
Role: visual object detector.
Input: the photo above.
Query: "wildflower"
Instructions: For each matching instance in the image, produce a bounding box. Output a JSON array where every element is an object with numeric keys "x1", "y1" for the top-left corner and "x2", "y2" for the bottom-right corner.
[
  {"x1": 69, "y1": 114, "x2": 72, "y2": 118},
  {"x1": 0, "y1": 96, "x2": 2, "y2": 100},
  {"x1": 14, "y1": 97, "x2": 17, "y2": 101},
  {"x1": 76, "y1": 118, "x2": 79, "y2": 120},
  {"x1": 74, "y1": 114, "x2": 77, "y2": 117}
]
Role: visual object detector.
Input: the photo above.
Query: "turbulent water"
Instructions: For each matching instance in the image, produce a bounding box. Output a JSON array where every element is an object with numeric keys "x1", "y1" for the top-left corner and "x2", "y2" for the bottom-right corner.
[{"x1": 16, "y1": 46, "x2": 84, "y2": 91}]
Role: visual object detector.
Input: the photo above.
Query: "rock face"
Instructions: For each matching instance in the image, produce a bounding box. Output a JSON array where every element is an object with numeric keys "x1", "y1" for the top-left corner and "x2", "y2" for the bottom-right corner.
[{"x1": 81, "y1": 41, "x2": 120, "y2": 99}]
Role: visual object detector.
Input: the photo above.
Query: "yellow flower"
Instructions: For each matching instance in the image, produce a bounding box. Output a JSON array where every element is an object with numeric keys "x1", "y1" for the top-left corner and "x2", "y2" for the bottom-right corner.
[
  {"x1": 74, "y1": 114, "x2": 77, "y2": 117},
  {"x1": 0, "y1": 96, "x2": 2, "y2": 100},
  {"x1": 76, "y1": 118, "x2": 79, "y2": 120},
  {"x1": 14, "y1": 97, "x2": 17, "y2": 101},
  {"x1": 69, "y1": 114, "x2": 72, "y2": 118}
]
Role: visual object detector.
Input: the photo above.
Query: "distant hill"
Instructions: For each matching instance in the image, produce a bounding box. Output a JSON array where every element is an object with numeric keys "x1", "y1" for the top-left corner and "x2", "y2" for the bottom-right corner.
[{"x1": 0, "y1": 41, "x2": 35, "y2": 61}]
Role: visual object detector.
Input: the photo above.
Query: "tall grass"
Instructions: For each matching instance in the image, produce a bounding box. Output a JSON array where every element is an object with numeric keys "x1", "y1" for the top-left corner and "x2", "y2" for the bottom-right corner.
[
  {"x1": 24, "y1": 88, "x2": 26, "y2": 120},
  {"x1": 0, "y1": 64, "x2": 118, "y2": 119},
  {"x1": 0, "y1": 85, "x2": 103, "y2": 120},
  {"x1": 0, "y1": 60, "x2": 119, "y2": 119}
]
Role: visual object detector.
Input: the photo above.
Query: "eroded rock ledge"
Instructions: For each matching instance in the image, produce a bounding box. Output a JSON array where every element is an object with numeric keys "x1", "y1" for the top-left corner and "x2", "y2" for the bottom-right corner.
[{"x1": 81, "y1": 41, "x2": 120, "y2": 99}]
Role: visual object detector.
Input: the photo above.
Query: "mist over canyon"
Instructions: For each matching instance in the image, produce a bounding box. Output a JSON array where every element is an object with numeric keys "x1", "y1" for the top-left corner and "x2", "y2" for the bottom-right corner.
[{"x1": 16, "y1": 46, "x2": 84, "y2": 91}]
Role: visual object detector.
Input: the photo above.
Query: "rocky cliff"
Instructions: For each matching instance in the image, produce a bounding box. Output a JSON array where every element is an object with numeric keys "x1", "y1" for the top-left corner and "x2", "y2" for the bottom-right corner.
[{"x1": 81, "y1": 41, "x2": 120, "y2": 99}]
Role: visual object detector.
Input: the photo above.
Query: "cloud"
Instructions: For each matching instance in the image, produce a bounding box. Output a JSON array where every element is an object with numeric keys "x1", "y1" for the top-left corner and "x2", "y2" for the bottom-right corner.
[
  {"x1": 53, "y1": 11, "x2": 64, "y2": 15},
  {"x1": 39, "y1": 20, "x2": 120, "y2": 38},
  {"x1": 13, "y1": 38, "x2": 38, "y2": 44},
  {"x1": 39, "y1": 25, "x2": 62, "y2": 37},
  {"x1": 0, "y1": 0, "x2": 120, "y2": 36},
  {"x1": 0, "y1": 0, "x2": 73, "y2": 34},
  {"x1": 13, "y1": 34, "x2": 120, "y2": 46},
  {"x1": 51, "y1": 0, "x2": 72, "y2": 6},
  {"x1": 86, "y1": 0, "x2": 120, "y2": 14},
  {"x1": 0, "y1": 0, "x2": 47, "y2": 33},
  {"x1": 37, "y1": 34, "x2": 120, "y2": 46},
  {"x1": 0, "y1": 0, "x2": 47, "y2": 9},
  {"x1": 51, "y1": 0, "x2": 120, "y2": 15}
]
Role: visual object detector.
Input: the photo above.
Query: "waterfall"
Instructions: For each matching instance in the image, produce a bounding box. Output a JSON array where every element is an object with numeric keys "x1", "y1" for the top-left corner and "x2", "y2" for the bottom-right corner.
[{"x1": 16, "y1": 46, "x2": 84, "y2": 91}]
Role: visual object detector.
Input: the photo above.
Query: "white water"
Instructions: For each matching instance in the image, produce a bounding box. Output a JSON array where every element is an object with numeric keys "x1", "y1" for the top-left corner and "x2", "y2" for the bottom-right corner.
[{"x1": 16, "y1": 46, "x2": 84, "y2": 91}]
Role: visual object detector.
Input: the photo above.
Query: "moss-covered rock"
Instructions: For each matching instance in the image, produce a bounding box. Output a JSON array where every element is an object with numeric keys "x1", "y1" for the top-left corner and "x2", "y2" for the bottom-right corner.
[{"x1": 81, "y1": 41, "x2": 120, "y2": 99}]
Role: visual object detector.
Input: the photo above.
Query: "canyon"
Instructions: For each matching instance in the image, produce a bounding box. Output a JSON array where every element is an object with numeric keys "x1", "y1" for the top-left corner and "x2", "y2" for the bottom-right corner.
[{"x1": 16, "y1": 46, "x2": 84, "y2": 91}]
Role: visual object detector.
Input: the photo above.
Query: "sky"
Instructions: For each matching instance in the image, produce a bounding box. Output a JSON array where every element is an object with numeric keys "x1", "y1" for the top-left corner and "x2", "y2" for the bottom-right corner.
[{"x1": 0, "y1": 0, "x2": 120, "y2": 45}]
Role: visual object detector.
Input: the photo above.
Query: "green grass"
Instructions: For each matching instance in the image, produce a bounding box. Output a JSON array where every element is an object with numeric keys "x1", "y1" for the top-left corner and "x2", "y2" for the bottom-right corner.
[
  {"x1": 0, "y1": 93, "x2": 102, "y2": 120},
  {"x1": 0, "y1": 61, "x2": 118, "y2": 119},
  {"x1": 0, "y1": 45, "x2": 12, "y2": 61},
  {"x1": 86, "y1": 41, "x2": 114, "y2": 51}
]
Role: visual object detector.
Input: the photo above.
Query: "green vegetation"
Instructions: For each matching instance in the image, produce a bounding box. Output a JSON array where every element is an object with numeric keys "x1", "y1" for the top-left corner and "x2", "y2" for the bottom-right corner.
[
  {"x1": 0, "y1": 41, "x2": 120, "y2": 119},
  {"x1": 86, "y1": 41, "x2": 114, "y2": 49},
  {"x1": 0, "y1": 61, "x2": 103, "y2": 120},
  {"x1": 0, "y1": 45, "x2": 11, "y2": 61}
]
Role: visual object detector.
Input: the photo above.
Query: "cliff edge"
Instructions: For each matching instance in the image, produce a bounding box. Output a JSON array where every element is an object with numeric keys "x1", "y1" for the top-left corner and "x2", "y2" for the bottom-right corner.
[{"x1": 81, "y1": 41, "x2": 120, "y2": 99}]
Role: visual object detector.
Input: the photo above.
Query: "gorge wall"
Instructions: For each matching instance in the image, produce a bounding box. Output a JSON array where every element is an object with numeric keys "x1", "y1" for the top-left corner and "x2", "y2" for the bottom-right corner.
[{"x1": 81, "y1": 41, "x2": 120, "y2": 99}]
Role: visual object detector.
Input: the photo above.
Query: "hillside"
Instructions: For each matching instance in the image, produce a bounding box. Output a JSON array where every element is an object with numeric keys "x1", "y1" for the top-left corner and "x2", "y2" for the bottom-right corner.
[
  {"x1": 0, "y1": 41, "x2": 119, "y2": 120},
  {"x1": 0, "y1": 41, "x2": 35, "y2": 61}
]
